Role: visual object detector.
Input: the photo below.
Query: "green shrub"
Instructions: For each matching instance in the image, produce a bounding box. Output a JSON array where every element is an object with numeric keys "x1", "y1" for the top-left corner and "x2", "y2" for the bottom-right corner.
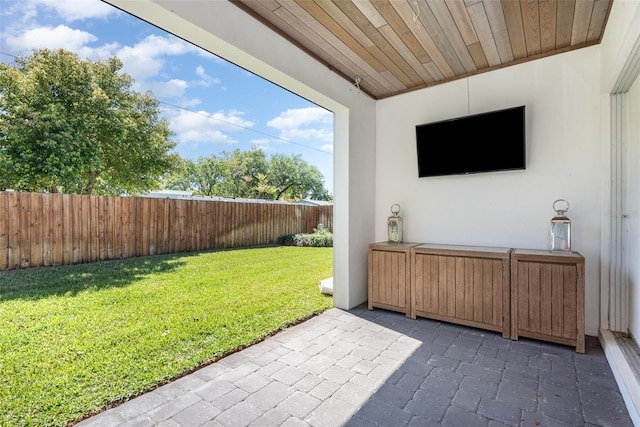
[
  {"x1": 279, "y1": 228, "x2": 333, "y2": 247},
  {"x1": 278, "y1": 233, "x2": 297, "y2": 246}
]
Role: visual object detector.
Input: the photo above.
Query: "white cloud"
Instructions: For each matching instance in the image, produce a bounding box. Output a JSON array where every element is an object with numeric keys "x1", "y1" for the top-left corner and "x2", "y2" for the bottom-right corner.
[
  {"x1": 5, "y1": 24, "x2": 97, "y2": 52},
  {"x1": 146, "y1": 79, "x2": 188, "y2": 99},
  {"x1": 268, "y1": 107, "x2": 331, "y2": 131},
  {"x1": 116, "y1": 34, "x2": 199, "y2": 82},
  {"x1": 31, "y1": 0, "x2": 115, "y2": 22},
  {"x1": 167, "y1": 108, "x2": 253, "y2": 145},
  {"x1": 1, "y1": 2, "x2": 212, "y2": 109},
  {"x1": 208, "y1": 110, "x2": 253, "y2": 130},
  {"x1": 268, "y1": 107, "x2": 333, "y2": 144},
  {"x1": 2, "y1": 2, "x2": 39, "y2": 25},
  {"x1": 251, "y1": 139, "x2": 272, "y2": 151},
  {"x1": 321, "y1": 144, "x2": 334, "y2": 154},
  {"x1": 282, "y1": 128, "x2": 333, "y2": 143},
  {"x1": 2, "y1": 0, "x2": 115, "y2": 25},
  {"x1": 194, "y1": 65, "x2": 220, "y2": 87}
]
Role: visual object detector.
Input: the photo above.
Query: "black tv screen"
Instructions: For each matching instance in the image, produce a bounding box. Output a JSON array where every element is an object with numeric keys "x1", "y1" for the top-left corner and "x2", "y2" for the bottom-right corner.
[{"x1": 416, "y1": 106, "x2": 526, "y2": 177}]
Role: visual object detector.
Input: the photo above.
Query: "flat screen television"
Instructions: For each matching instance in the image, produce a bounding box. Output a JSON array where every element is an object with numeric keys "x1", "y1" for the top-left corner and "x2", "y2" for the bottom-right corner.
[{"x1": 416, "y1": 105, "x2": 526, "y2": 177}]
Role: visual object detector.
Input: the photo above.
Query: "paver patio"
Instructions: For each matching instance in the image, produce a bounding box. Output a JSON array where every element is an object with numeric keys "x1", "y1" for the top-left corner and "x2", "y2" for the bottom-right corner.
[{"x1": 77, "y1": 305, "x2": 632, "y2": 426}]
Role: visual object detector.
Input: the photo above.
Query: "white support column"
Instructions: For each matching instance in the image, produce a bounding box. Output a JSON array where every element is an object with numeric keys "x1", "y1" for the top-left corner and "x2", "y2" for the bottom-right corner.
[
  {"x1": 608, "y1": 94, "x2": 629, "y2": 332},
  {"x1": 603, "y1": 25, "x2": 640, "y2": 333}
]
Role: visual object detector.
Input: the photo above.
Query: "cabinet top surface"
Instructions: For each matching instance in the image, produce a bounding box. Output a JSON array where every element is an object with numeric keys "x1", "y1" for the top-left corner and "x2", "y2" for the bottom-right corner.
[
  {"x1": 512, "y1": 248, "x2": 584, "y2": 260},
  {"x1": 369, "y1": 242, "x2": 421, "y2": 249},
  {"x1": 413, "y1": 243, "x2": 512, "y2": 254}
]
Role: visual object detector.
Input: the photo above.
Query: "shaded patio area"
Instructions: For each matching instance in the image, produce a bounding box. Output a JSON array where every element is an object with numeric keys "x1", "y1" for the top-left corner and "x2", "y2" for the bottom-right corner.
[{"x1": 77, "y1": 306, "x2": 632, "y2": 426}]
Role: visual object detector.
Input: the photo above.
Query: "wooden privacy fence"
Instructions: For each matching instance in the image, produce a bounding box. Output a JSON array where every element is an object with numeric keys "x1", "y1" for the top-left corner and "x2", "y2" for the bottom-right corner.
[{"x1": 0, "y1": 192, "x2": 333, "y2": 270}]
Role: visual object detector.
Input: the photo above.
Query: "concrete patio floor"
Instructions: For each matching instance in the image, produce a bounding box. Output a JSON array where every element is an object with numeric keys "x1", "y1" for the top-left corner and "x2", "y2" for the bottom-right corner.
[{"x1": 77, "y1": 305, "x2": 633, "y2": 426}]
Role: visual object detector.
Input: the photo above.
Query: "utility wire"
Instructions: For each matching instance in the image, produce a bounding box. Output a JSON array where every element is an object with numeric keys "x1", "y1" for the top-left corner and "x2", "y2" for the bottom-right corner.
[{"x1": 159, "y1": 100, "x2": 333, "y2": 156}]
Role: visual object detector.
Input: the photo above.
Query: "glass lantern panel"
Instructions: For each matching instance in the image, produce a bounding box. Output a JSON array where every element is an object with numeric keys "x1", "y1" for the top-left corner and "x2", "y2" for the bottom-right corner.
[
  {"x1": 551, "y1": 221, "x2": 571, "y2": 251},
  {"x1": 388, "y1": 218, "x2": 402, "y2": 242}
]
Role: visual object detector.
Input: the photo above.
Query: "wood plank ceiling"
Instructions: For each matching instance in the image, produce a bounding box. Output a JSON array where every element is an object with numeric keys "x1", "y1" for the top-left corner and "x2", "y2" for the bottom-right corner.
[{"x1": 230, "y1": 0, "x2": 612, "y2": 99}]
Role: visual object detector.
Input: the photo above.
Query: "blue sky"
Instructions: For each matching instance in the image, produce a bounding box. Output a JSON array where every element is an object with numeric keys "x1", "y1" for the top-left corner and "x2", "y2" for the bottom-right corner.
[{"x1": 0, "y1": 0, "x2": 334, "y2": 192}]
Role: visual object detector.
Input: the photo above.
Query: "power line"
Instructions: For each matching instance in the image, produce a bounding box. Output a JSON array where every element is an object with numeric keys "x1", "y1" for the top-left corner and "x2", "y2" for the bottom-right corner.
[{"x1": 159, "y1": 100, "x2": 333, "y2": 156}]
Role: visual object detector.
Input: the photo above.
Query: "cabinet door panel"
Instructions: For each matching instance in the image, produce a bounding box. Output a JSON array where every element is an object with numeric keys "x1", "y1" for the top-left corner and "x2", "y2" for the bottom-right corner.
[
  {"x1": 372, "y1": 250, "x2": 406, "y2": 309},
  {"x1": 562, "y1": 266, "x2": 577, "y2": 340},
  {"x1": 516, "y1": 261, "x2": 577, "y2": 338},
  {"x1": 415, "y1": 253, "x2": 504, "y2": 328},
  {"x1": 551, "y1": 264, "x2": 564, "y2": 337}
]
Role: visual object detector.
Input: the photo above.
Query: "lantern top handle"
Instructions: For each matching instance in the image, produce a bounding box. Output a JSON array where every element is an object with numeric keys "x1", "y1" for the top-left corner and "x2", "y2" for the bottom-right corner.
[
  {"x1": 553, "y1": 199, "x2": 570, "y2": 215},
  {"x1": 391, "y1": 204, "x2": 401, "y2": 216}
]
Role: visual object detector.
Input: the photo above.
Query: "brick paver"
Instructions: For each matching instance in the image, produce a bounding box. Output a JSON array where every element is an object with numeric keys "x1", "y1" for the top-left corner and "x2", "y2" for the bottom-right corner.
[{"x1": 77, "y1": 306, "x2": 633, "y2": 426}]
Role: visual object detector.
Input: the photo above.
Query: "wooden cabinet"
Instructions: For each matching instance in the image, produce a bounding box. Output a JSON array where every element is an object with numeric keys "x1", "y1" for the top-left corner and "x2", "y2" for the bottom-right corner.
[
  {"x1": 511, "y1": 249, "x2": 585, "y2": 353},
  {"x1": 367, "y1": 243, "x2": 586, "y2": 352},
  {"x1": 368, "y1": 242, "x2": 418, "y2": 317},
  {"x1": 411, "y1": 244, "x2": 512, "y2": 337}
]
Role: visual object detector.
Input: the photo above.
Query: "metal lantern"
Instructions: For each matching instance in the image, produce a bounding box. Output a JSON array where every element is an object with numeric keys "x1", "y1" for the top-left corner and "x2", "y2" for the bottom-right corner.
[
  {"x1": 550, "y1": 199, "x2": 571, "y2": 252},
  {"x1": 387, "y1": 204, "x2": 403, "y2": 243}
]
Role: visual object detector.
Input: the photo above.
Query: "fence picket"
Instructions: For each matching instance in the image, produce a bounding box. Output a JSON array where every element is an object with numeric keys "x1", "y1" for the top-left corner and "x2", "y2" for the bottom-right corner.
[
  {"x1": 97, "y1": 197, "x2": 107, "y2": 261},
  {"x1": 52, "y1": 195, "x2": 63, "y2": 265},
  {"x1": 6, "y1": 192, "x2": 19, "y2": 269},
  {"x1": 0, "y1": 192, "x2": 8, "y2": 268},
  {"x1": 0, "y1": 192, "x2": 332, "y2": 270},
  {"x1": 42, "y1": 193, "x2": 53, "y2": 266}
]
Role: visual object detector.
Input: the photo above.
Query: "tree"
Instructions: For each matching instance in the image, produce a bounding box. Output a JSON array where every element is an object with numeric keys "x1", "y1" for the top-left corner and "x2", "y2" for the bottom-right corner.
[
  {"x1": 166, "y1": 148, "x2": 331, "y2": 201},
  {"x1": 165, "y1": 156, "x2": 228, "y2": 197},
  {"x1": 0, "y1": 48, "x2": 178, "y2": 195},
  {"x1": 219, "y1": 148, "x2": 268, "y2": 198},
  {"x1": 267, "y1": 153, "x2": 325, "y2": 200}
]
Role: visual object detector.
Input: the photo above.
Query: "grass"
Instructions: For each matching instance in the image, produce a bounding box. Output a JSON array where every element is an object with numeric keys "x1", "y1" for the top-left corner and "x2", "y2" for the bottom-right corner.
[{"x1": 0, "y1": 246, "x2": 333, "y2": 426}]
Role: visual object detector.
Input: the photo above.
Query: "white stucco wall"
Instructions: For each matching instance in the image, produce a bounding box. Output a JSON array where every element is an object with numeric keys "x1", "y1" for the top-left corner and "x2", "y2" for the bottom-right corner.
[
  {"x1": 104, "y1": 0, "x2": 377, "y2": 310},
  {"x1": 376, "y1": 47, "x2": 602, "y2": 335}
]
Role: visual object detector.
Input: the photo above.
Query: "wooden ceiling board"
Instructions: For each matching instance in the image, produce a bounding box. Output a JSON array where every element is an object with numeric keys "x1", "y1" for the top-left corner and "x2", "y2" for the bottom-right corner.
[
  {"x1": 587, "y1": 0, "x2": 611, "y2": 42},
  {"x1": 291, "y1": 1, "x2": 386, "y2": 73},
  {"x1": 373, "y1": 1, "x2": 432, "y2": 65},
  {"x1": 522, "y1": 0, "x2": 542, "y2": 56},
  {"x1": 231, "y1": 0, "x2": 613, "y2": 99},
  {"x1": 427, "y1": 0, "x2": 478, "y2": 73},
  {"x1": 271, "y1": 3, "x2": 390, "y2": 95},
  {"x1": 571, "y1": 0, "x2": 594, "y2": 45},
  {"x1": 284, "y1": 0, "x2": 405, "y2": 94},
  {"x1": 316, "y1": 1, "x2": 374, "y2": 49},
  {"x1": 446, "y1": 0, "x2": 479, "y2": 46},
  {"x1": 555, "y1": 0, "x2": 576, "y2": 49},
  {"x1": 381, "y1": 70, "x2": 407, "y2": 91},
  {"x1": 540, "y1": 0, "x2": 558, "y2": 53},
  {"x1": 483, "y1": 0, "x2": 514, "y2": 63},
  {"x1": 263, "y1": 2, "x2": 348, "y2": 72},
  {"x1": 352, "y1": 0, "x2": 387, "y2": 29},
  {"x1": 268, "y1": 4, "x2": 349, "y2": 70},
  {"x1": 424, "y1": 61, "x2": 445, "y2": 80},
  {"x1": 330, "y1": 1, "x2": 426, "y2": 87},
  {"x1": 389, "y1": 0, "x2": 457, "y2": 78},
  {"x1": 467, "y1": 41, "x2": 490, "y2": 68},
  {"x1": 378, "y1": 24, "x2": 436, "y2": 83},
  {"x1": 468, "y1": 2, "x2": 502, "y2": 66},
  {"x1": 415, "y1": 0, "x2": 468, "y2": 75},
  {"x1": 501, "y1": 0, "x2": 527, "y2": 60}
]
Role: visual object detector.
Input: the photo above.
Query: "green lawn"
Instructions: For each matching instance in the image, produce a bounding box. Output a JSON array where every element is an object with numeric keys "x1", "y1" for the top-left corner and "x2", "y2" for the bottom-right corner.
[{"x1": 0, "y1": 246, "x2": 333, "y2": 426}]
